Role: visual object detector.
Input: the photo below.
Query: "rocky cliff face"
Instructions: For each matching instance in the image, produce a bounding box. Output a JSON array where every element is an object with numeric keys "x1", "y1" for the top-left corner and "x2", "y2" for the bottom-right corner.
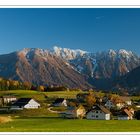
[
  {"x1": 0, "y1": 47, "x2": 139, "y2": 90},
  {"x1": 113, "y1": 66, "x2": 140, "y2": 93},
  {"x1": 54, "y1": 47, "x2": 140, "y2": 79},
  {"x1": 0, "y1": 48, "x2": 91, "y2": 89}
]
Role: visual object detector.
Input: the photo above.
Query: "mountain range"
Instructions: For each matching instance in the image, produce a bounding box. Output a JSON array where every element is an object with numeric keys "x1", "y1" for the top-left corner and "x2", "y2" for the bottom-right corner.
[{"x1": 0, "y1": 47, "x2": 140, "y2": 91}]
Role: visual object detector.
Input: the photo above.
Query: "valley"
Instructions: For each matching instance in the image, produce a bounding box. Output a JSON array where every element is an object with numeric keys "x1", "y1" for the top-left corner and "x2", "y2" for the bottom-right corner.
[
  {"x1": 0, "y1": 47, "x2": 140, "y2": 93},
  {"x1": 0, "y1": 90, "x2": 140, "y2": 132}
]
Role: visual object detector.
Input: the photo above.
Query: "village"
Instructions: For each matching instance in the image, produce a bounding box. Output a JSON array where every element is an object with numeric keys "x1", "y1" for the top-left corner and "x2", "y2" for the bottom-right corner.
[{"x1": 0, "y1": 90, "x2": 140, "y2": 121}]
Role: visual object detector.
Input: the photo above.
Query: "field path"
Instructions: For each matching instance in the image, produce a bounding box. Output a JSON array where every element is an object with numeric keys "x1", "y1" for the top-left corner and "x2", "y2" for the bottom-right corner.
[{"x1": 47, "y1": 107, "x2": 60, "y2": 113}]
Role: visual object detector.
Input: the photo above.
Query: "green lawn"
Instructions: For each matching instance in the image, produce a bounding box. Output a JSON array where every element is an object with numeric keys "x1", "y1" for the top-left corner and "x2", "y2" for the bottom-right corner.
[
  {"x1": 0, "y1": 90, "x2": 82, "y2": 100},
  {"x1": 0, "y1": 117, "x2": 140, "y2": 132},
  {"x1": 0, "y1": 90, "x2": 140, "y2": 132}
]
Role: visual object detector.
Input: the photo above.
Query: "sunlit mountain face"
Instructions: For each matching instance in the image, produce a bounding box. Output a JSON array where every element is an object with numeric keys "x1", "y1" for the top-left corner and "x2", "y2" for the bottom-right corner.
[{"x1": 0, "y1": 47, "x2": 139, "y2": 91}]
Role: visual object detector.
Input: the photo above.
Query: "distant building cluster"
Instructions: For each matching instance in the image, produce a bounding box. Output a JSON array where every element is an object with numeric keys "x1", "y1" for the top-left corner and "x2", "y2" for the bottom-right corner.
[{"x1": 0, "y1": 91, "x2": 139, "y2": 120}]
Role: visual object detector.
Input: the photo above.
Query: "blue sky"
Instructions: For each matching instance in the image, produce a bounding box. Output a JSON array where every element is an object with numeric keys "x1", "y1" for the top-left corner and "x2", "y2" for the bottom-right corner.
[{"x1": 0, "y1": 8, "x2": 140, "y2": 54}]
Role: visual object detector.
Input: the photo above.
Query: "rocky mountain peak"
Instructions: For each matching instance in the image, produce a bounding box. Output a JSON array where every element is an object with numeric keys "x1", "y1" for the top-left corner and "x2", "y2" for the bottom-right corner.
[
  {"x1": 53, "y1": 46, "x2": 87, "y2": 60},
  {"x1": 0, "y1": 47, "x2": 139, "y2": 90}
]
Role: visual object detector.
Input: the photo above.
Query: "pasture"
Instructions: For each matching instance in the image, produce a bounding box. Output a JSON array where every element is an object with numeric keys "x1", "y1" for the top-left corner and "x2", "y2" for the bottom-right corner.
[
  {"x1": 0, "y1": 90, "x2": 140, "y2": 132},
  {"x1": 0, "y1": 117, "x2": 140, "y2": 132}
]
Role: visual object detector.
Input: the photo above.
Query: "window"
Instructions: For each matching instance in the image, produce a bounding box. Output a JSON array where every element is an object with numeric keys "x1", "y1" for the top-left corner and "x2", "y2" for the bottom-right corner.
[
  {"x1": 96, "y1": 111, "x2": 98, "y2": 113},
  {"x1": 96, "y1": 115, "x2": 98, "y2": 118}
]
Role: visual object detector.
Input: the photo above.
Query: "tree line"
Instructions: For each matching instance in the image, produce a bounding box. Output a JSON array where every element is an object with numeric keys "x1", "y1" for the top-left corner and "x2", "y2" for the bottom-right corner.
[{"x1": 0, "y1": 77, "x2": 69, "y2": 92}]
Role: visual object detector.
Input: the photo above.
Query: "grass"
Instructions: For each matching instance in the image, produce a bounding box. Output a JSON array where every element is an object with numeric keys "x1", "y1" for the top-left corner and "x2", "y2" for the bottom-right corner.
[
  {"x1": 0, "y1": 90, "x2": 140, "y2": 132},
  {"x1": 51, "y1": 106, "x2": 67, "y2": 112},
  {"x1": 0, "y1": 117, "x2": 140, "y2": 132},
  {"x1": 0, "y1": 90, "x2": 82, "y2": 100}
]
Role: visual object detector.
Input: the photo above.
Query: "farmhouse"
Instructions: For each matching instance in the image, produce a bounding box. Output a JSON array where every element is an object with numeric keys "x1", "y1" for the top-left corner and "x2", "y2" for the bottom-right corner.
[
  {"x1": 135, "y1": 102, "x2": 140, "y2": 108},
  {"x1": 118, "y1": 108, "x2": 134, "y2": 120},
  {"x1": 105, "y1": 98, "x2": 125, "y2": 109},
  {"x1": 120, "y1": 96, "x2": 132, "y2": 106},
  {"x1": 86, "y1": 105, "x2": 111, "y2": 120},
  {"x1": 11, "y1": 98, "x2": 40, "y2": 110},
  {"x1": 52, "y1": 98, "x2": 67, "y2": 107},
  {"x1": 104, "y1": 100, "x2": 115, "y2": 109},
  {"x1": 0, "y1": 96, "x2": 17, "y2": 104},
  {"x1": 60, "y1": 105, "x2": 86, "y2": 119}
]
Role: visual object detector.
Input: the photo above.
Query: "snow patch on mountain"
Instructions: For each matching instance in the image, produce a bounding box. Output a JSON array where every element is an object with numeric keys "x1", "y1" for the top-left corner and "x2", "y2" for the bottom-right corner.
[
  {"x1": 20, "y1": 48, "x2": 30, "y2": 56},
  {"x1": 108, "y1": 49, "x2": 117, "y2": 57},
  {"x1": 53, "y1": 46, "x2": 87, "y2": 60},
  {"x1": 118, "y1": 49, "x2": 133, "y2": 60},
  {"x1": 18, "y1": 47, "x2": 140, "y2": 79}
]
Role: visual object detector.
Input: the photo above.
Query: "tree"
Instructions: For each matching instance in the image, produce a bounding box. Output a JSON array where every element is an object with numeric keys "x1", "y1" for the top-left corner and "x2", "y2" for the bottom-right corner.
[
  {"x1": 109, "y1": 94, "x2": 120, "y2": 101},
  {"x1": 85, "y1": 93, "x2": 96, "y2": 107},
  {"x1": 23, "y1": 82, "x2": 32, "y2": 90},
  {"x1": 77, "y1": 105, "x2": 86, "y2": 119},
  {"x1": 68, "y1": 101, "x2": 77, "y2": 107},
  {"x1": 37, "y1": 85, "x2": 45, "y2": 92}
]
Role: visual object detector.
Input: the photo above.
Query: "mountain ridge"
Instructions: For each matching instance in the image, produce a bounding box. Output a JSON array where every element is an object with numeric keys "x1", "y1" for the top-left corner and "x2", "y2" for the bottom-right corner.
[{"x1": 0, "y1": 47, "x2": 139, "y2": 91}]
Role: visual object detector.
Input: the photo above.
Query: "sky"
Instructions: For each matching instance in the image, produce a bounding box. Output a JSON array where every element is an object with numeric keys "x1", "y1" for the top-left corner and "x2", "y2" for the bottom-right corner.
[{"x1": 0, "y1": 8, "x2": 140, "y2": 55}]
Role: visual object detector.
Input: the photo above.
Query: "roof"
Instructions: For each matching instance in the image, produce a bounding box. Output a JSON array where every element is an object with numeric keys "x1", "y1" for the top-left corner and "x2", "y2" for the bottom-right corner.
[
  {"x1": 118, "y1": 108, "x2": 133, "y2": 117},
  {"x1": 88, "y1": 104, "x2": 111, "y2": 114},
  {"x1": 120, "y1": 96, "x2": 131, "y2": 102},
  {"x1": 67, "y1": 106, "x2": 76, "y2": 110},
  {"x1": 109, "y1": 98, "x2": 124, "y2": 105},
  {"x1": 67, "y1": 105, "x2": 85, "y2": 111},
  {"x1": 67, "y1": 99, "x2": 78, "y2": 102},
  {"x1": 99, "y1": 105, "x2": 111, "y2": 114},
  {"x1": 12, "y1": 98, "x2": 32, "y2": 106},
  {"x1": 124, "y1": 109, "x2": 133, "y2": 117},
  {"x1": 15, "y1": 98, "x2": 31, "y2": 102},
  {"x1": 53, "y1": 98, "x2": 65, "y2": 104}
]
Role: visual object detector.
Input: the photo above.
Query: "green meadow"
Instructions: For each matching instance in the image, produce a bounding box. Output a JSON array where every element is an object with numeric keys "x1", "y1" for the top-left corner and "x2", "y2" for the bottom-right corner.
[
  {"x1": 0, "y1": 117, "x2": 140, "y2": 132},
  {"x1": 0, "y1": 90, "x2": 140, "y2": 132},
  {"x1": 0, "y1": 90, "x2": 81, "y2": 100}
]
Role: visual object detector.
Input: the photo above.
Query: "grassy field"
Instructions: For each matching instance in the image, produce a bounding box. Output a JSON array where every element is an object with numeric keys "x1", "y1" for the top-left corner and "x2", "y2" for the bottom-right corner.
[
  {"x1": 0, "y1": 90, "x2": 82, "y2": 100},
  {"x1": 0, "y1": 90, "x2": 140, "y2": 132},
  {"x1": 0, "y1": 117, "x2": 140, "y2": 132}
]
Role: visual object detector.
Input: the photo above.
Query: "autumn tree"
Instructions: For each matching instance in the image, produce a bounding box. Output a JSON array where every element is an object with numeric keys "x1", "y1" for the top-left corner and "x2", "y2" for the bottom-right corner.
[
  {"x1": 23, "y1": 81, "x2": 32, "y2": 90},
  {"x1": 77, "y1": 105, "x2": 86, "y2": 119},
  {"x1": 37, "y1": 85, "x2": 45, "y2": 92},
  {"x1": 68, "y1": 101, "x2": 77, "y2": 107},
  {"x1": 85, "y1": 93, "x2": 96, "y2": 107}
]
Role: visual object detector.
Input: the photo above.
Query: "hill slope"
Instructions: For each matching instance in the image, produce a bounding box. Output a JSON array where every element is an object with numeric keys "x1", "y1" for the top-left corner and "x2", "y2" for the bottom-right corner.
[
  {"x1": 114, "y1": 66, "x2": 140, "y2": 93},
  {"x1": 0, "y1": 48, "x2": 91, "y2": 89},
  {"x1": 0, "y1": 47, "x2": 140, "y2": 90}
]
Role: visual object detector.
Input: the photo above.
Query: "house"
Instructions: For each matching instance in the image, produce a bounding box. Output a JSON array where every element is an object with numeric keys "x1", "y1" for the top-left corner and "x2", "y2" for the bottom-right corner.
[
  {"x1": 105, "y1": 98, "x2": 125, "y2": 109},
  {"x1": 10, "y1": 98, "x2": 40, "y2": 110},
  {"x1": 52, "y1": 98, "x2": 67, "y2": 107},
  {"x1": 60, "y1": 105, "x2": 86, "y2": 119},
  {"x1": 119, "y1": 96, "x2": 132, "y2": 106},
  {"x1": 135, "y1": 102, "x2": 140, "y2": 108},
  {"x1": 104, "y1": 100, "x2": 115, "y2": 109},
  {"x1": 96, "y1": 96, "x2": 103, "y2": 104},
  {"x1": 118, "y1": 108, "x2": 134, "y2": 120},
  {"x1": 86, "y1": 105, "x2": 111, "y2": 120},
  {"x1": 0, "y1": 96, "x2": 17, "y2": 104}
]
